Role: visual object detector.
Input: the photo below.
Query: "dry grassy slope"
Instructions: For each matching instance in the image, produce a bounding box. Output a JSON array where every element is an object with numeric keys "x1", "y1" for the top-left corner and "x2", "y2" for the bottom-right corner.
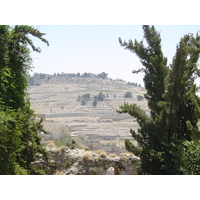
[{"x1": 28, "y1": 76, "x2": 148, "y2": 153}]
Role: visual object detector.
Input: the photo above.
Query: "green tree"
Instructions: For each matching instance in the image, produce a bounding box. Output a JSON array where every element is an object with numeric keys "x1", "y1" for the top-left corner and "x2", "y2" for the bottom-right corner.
[
  {"x1": 137, "y1": 95, "x2": 144, "y2": 101},
  {"x1": 0, "y1": 26, "x2": 49, "y2": 109},
  {"x1": 0, "y1": 25, "x2": 49, "y2": 174},
  {"x1": 179, "y1": 141, "x2": 200, "y2": 175},
  {"x1": 82, "y1": 93, "x2": 91, "y2": 100},
  {"x1": 97, "y1": 72, "x2": 108, "y2": 79},
  {"x1": 119, "y1": 25, "x2": 168, "y2": 119},
  {"x1": 0, "y1": 108, "x2": 27, "y2": 174},
  {"x1": 118, "y1": 25, "x2": 200, "y2": 174},
  {"x1": 97, "y1": 92, "x2": 105, "y2": 101},
  {"x1": 124, "y1": 91, "x2": 133, "y2": 98},
  {"x1": 93, "y1": 99, "x2": 97, "y2": 107},
  {"x1": 15, "y1": 104, "x2": 49, "y2": 174},
  {"x1": 81, "y1": 100, "x2": 87, "y2": 105}
]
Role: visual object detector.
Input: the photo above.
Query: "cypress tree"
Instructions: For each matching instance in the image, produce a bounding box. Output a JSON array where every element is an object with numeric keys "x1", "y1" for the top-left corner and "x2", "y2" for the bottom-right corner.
[
  {"x1": 118, "y1": 26, "x2": 200, "y2": 174},
  {"x1": 119, "y1": 25, "x2": 168, "y2": 119}
]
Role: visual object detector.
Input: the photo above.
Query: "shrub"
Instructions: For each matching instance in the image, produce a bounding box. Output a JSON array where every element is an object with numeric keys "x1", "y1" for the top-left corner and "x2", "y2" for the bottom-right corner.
[
  {"x1": 54, "y1": 145, "x2": 66, "y2": 154},
  {"x1": 97, "y1": 150, "x2": 107, "y2": 158},
  {"x1": 63, "y1": 160, "x2": 72, "y2": 168},
  {"x1": 120, "y1": 156, "x2": 127, "y2": 162},
  {"x1": 89, "y1": 167, "x2": 100, "y2": 175},
  {"x1": 179, "y1": 141, "x2": 200, "y2": 175},
  {"x1": 82, "y1": 153, "x2": 91, "y2": 161},
  {"x1": 54, "y1": 135, "x2": 82, "y2": 149},
  {"x1": 124, "y1": 91, "x2": 132, "y2": 98},
  {"x1": 137, "y1": 95, "x2": 144, "y2": 101},
  {"x1": 81, "y1": 100, "x2": 87, "y2": 105},
  {"x1": 93, "y1": 99, "x2": 97, "y2": 107},
  {"x1": 97, "y1": 92, "x2": 105, "y2": 101},
  {"x1": 82, "y1": 93, "x2": 90, "y2": 100}
]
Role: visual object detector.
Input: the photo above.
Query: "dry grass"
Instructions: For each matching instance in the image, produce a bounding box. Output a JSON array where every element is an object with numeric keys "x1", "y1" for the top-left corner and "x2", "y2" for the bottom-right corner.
[
  {"x1": 108, "y1": 153, "x2": 117, "y2": 157},
  {"x1": 45, "y1": 140, "x2": 56, "y2": 148},
  {"x1": 96, "y1": 150, "x2": 107, "y2": 159},
  {"x1": 119, "y1": 152, "x2": 134, "y2": 157},
  {"x1": 54, "y1": 170, "x2": 65, "y2": 175},
  {"x1": 120, "y1": 155, "x2": 127, "y2": 162},
  {"x1": 54, "y1": 145, "x2": 67, "y2": 154},
  {"x1": 82, "y1": 153, "x2": 91, "y2": 161}
]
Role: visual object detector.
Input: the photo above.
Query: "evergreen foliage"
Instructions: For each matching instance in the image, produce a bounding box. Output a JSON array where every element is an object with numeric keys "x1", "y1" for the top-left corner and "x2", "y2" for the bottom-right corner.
[
  {"x1": 137, "y1": 95, "x2": 144, "y2": 101},
  {"x1": 118, "y1": 25, "x2": 200, "y2": 174},
  {"x1": 54, "y1": 135, "x2": 82, "y2": 149},
  {"x1": 97, "y1": 92, "x2": 105, "y2": 101},
  {"x1": 0, "y1": 25, "x2": 49, "y2": 174},
  {"x1": 179, "y1": 141, "x2": 200, "y2": 174},
  {"x1": 124, "y1": 91, "x2": 133, "y2": 98},
  {"x1": 81, "y1": 100, "x2": 87, "y2": 105},
  {"x1": 93, "y1": 99, "x2": 97, "y2": 107},
  {"x1": 97, "y1": 72, "x2": 108, "y2": 79}
]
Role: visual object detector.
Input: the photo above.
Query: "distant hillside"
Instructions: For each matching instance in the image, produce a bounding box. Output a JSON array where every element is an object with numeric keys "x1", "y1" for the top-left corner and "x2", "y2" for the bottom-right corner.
[
  {"x1": 28, "y1": 72, "x2": 147, "y2": 154},
  {"x1": 28, "y1": 72, "x2": 142, "y2": 88}
]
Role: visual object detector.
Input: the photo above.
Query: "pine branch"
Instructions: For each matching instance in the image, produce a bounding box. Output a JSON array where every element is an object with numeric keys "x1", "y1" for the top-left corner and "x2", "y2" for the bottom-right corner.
[
  {"x1": 117, "y1": 102, "x2": 150, "y2": 127},
  {"x1": 125, "y1": 139, "x2": 141, "y2": 156}
]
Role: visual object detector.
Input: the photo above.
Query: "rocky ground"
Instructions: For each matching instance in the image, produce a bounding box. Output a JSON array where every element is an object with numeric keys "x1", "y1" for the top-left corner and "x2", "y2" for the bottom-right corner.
[{"x1": 33, "y1": 145, "x2": 140, "y2": 175}]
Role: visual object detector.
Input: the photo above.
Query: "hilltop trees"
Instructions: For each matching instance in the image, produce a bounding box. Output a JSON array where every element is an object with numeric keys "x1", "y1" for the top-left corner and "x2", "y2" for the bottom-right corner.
[
  {"x1": 0, "y1": 25, "x2": 49, "y2": 174},
  {"x1": 97, "y1": 72, "x2": 108, "y2": 79},
  {"x1": 118, "y1": 25, "x2": 200, "y2": 174}
]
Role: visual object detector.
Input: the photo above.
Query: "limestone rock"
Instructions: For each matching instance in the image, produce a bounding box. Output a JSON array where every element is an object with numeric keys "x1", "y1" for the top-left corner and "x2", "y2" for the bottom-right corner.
[{"x1": 32, "y1": 147, "x2": 140, "y2": 175}]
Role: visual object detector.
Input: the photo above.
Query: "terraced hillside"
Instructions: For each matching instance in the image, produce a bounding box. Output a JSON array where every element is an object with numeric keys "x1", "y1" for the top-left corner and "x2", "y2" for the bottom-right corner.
[{"x1": 28, "y1": 73, "x2": 148, "y2": 153}]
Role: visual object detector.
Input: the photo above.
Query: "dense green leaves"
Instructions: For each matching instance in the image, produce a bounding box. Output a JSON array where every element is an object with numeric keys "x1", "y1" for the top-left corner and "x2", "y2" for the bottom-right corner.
[
  {"x1": 118, "y1": 25, "x2": 200, "y2": 174},
  {"x1": 119, "y1": 25, "x2": 168, "y2": 118},
  {"x1": 180, "y1": 141, "x2": 200, "y2": 174},
  {"x1": 0, "y1": 25, "x2": 49, "y2": 174},
  {"x1": 0, "y1": 108, "x2": 24, "y2": 174}
]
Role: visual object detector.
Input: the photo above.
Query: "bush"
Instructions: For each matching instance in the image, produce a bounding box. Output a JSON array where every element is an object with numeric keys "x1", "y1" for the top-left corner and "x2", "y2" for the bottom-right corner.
[
  {"x1": 77, "y1": 93, "x2": 91, "y2": 102},
  {"x1": 81, "y1": 100, "x2": 87, "y2": 105},
  {"x1": 97, "y1": 92, "x2": 105, "y2": 101},
  {"x1": 137, "y1": 95, "x2": 144, "y2": 101},
  {"x1": 0, "y1": 109, "x2": 23, "y2": 174},
  {"x1": 82, "y1": 93, "x2": 90, "y2": 100},
  {"x1": 82, "y1": 153, "x2": 91, "y2": 161},
  {"x1": 179, "y1": 141, "x2": 200, "y2": 175},
  {"x1": 93, "y1": 99, "x2": 97, "y2": 107},
  {"x1": 97, "y1": 150, "x2": 107, "y2": 158},
  {"x1": 89, "y1": 167, "x2": 100, "y2": 175},
  {"x1": 124, "y1": 91, "x2": 132, "y2": 98},
  {"x1": 54, "y1": 135, "x2": 82, "y2": 149},
  {"x1": 144, "y1": 140, "x2": 200, "y2": 175}
]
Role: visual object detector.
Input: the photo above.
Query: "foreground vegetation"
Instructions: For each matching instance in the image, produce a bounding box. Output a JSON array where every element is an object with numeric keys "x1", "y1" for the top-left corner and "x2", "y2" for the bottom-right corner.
[
  {"x1": 0, "y1": 25, "x2": 49, "y2": 174},
  {"x1": 118, "y1": 25, "x2": 200, "y2": 174}
]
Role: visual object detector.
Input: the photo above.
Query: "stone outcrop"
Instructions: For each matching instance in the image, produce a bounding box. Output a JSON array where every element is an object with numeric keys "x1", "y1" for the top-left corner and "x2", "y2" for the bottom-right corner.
[{"x1": 32, "y1": 146, "x2": 140, "y2": 175}]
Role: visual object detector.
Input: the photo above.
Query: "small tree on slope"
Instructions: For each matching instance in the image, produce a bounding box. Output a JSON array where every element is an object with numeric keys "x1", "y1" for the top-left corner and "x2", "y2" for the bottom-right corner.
[{"x1": 118, "y1": 25, "x2": 200, "y2": 174}]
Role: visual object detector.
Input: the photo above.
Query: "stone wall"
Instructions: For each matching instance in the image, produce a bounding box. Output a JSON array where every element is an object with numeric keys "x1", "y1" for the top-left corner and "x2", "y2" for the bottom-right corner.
[
  {"x1": 41, "y1": 120, "x2": 69, "y2": 141},
  {"x1": 33, "y1": 147, "x2": 139, "y2": 175}
]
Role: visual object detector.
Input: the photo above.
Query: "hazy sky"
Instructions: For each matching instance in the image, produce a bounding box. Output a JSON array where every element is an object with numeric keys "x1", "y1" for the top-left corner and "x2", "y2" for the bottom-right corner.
[{"x1": 30, "y1": 25, "x2": 200, "y2": 87}]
